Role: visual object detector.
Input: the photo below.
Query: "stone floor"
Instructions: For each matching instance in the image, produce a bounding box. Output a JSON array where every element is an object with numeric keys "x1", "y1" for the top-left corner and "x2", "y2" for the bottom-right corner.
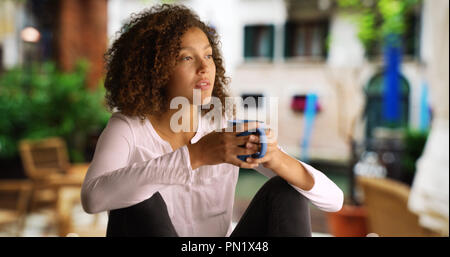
[{"x1": 0, "y1": 204, "x2": 108, "y2": 237}]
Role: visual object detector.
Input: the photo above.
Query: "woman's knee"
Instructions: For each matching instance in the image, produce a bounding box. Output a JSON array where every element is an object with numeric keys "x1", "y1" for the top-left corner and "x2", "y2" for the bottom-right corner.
[
  {"x1": 261, "y1": 176, "x2": 311, "y2": 236},
  {"x1": 264, "y1": 176, "x2": 304, "y2": 196},
  {"x1": 262, "y1": 176, "x2": 310, "y2": 208}
]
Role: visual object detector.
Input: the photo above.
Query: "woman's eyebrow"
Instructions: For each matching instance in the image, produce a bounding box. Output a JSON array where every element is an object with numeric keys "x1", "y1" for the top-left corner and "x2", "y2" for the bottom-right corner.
[{"x1": 180, "y1": 44, "x2": 212, "y2": 50}]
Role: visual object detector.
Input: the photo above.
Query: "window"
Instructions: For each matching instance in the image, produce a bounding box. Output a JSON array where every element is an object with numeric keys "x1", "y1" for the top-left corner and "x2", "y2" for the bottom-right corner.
[
  {"x1": 284, "y1": 20, "x2": 329, "y2": 58},
  {"x1": 243, "y1": 25, "x2": 274, "y2": 60},
  {"x1": 403, "y1": 13, "x2": 421, "y2": 57},
  {"x1": 364, "y1": 72, "x2": 410, "y2": 139},
  {"x1": 241, "y1": 94, "x2": 264, "y2": 109}
]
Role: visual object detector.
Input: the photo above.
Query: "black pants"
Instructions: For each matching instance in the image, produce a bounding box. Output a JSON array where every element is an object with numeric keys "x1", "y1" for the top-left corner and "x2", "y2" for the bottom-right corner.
[{"x1": 106, "y1": 176, "x2": 312, "y2": 237}]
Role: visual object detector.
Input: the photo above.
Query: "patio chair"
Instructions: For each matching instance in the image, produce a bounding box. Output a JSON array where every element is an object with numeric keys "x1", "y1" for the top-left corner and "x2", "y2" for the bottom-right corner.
[
  {"x1": 0, "y1": 179, "x2": 32, "y2": 236},
  {"x1": 18, "y1": 137, "x2": 96, "y2": 236},
  {"x1": 356, "y1": 176, "x2": 440, "y2": 237}
]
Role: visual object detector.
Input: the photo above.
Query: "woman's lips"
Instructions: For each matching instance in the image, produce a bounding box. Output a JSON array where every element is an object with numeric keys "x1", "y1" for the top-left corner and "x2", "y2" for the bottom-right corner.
[{"x1": 194, "y1": 80, "x2": 211, "y2": 90}]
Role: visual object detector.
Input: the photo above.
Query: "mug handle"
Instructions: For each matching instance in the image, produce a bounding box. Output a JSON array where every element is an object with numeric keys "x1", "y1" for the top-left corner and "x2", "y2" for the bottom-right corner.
[{"x1": 251, "y1": 127, "x2": 267, "y2": 159}]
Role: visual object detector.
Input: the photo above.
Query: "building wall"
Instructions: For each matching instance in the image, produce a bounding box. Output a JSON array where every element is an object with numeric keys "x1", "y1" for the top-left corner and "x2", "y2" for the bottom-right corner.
[
  {"x1": 0, "y1": 0, "x2": 27, "y2": 69},
  {"x1": 107, "y1": 0, "x2": 151, "y2": 44},
  {"x1": 231, "y1": 62, "x2": 351, "y2": 161},
  {"x1": 224, "y1": 1, "x2": 426, "y2": 162},
  {"x1": 59, "y1": 0, "x2": 107, "y2": 90}
]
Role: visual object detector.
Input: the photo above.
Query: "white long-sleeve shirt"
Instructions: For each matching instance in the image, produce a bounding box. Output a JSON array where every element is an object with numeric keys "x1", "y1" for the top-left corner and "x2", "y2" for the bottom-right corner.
[{"x1": 81, "y1": 112, "x2": 344, "y2": 237}]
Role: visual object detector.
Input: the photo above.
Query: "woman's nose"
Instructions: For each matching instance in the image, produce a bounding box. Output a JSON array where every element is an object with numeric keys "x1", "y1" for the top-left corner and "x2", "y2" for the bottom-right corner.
[{"x1": 197, "y1": 59, "x2": 208, "y2": 74}]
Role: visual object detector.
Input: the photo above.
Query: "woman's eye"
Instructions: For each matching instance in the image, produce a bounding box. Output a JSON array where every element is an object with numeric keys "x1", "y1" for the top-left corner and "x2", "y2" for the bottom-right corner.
[{"x1": 180, "y1": 54, "x2": 212, "y2": 62}]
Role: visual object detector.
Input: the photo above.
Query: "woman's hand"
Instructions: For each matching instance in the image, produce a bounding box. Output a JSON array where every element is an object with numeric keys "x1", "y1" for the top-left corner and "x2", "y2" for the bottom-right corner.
[
  {"x1": 187, "y1": 122, "x2": 262, "y2": 169},
  {"x1": 246, "y1": 127, "x2": 315, "y2": 191},
  {"x1": 244, "y1": 127, "x2": 283, "y2": 171}
]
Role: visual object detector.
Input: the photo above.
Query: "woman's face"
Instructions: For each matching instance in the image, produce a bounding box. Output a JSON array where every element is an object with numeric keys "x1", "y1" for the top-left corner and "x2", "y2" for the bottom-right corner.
[{"x1": 167, "y1": 27, "x2": 216, "y2": 105}]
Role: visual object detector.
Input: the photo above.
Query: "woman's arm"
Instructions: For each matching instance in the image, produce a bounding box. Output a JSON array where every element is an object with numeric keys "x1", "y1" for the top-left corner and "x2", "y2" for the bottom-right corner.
[
  {"x1": 253, "y1": 149, "x2": 344, "y2": 213},
  {"x1": 81, "y1": 115, "x2": 193, "y2": 214},
  {"x1": 263, "y1": 149, "x2": 315, "y2": 191},
  {"x1": 246, "y1": 127, "x2": 344, "y2": 213}
]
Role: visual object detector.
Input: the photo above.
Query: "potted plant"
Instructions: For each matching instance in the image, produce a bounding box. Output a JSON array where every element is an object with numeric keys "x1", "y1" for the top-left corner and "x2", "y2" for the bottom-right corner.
[
  {"x1": 401, "y1": 127, "x2": 429, "y2": 186},
  {"x1": 326, "y1": 138, "x2": 369, "y2": 237}
]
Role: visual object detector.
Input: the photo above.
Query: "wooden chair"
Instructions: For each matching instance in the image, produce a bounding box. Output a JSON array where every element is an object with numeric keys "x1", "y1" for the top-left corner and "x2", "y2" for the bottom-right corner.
[
  {"x1": 356, "y1": 176, "x2": 441, "y2": 237},
  {"x1": 0, "y1": 180, "x2": 33, "y2": 236},
  {"x1": 18, "y1": 137, "x2": 94, "y2": 236}
]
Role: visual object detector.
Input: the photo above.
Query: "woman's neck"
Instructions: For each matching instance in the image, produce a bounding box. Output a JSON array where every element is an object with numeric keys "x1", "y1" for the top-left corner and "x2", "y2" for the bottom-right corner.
[{"x1": 148, "y1": 104, "x2": 199, "y2": 139}]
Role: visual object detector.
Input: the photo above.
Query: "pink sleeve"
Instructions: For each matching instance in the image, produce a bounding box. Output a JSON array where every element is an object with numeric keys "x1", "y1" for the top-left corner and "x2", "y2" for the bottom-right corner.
[
  {"x1": 81, "y1": 115, "x2": 193, "y2": 214},
  {"x1": 254, "y1": 146, "x2": 344, "y2": 213}
]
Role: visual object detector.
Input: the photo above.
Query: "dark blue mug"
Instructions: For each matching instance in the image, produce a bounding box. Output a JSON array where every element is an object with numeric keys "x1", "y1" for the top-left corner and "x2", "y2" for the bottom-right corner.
[{"x1": 227, "y1": 120, "x2": 267, "y2": 162}]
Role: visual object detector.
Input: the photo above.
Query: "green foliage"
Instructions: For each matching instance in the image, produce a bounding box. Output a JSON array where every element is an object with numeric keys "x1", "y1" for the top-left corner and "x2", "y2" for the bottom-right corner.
[
  {"x1": 401, "y1": 127, "x2": 429, "y2": 175},
  {"x1": 358, "y1": 10, "x2": 377, "y2": 50},
  {"x1": 0, "y1": 60, "x2": 110, "y2": 162},
  {"x1": 337, "y1": 0, "x2": 421, "y2": 51}
]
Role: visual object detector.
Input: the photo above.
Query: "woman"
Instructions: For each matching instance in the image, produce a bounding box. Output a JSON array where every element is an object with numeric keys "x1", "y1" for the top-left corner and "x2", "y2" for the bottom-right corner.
[{"x1": 81, "y1": 4, "x2": 343, "y2": 237}]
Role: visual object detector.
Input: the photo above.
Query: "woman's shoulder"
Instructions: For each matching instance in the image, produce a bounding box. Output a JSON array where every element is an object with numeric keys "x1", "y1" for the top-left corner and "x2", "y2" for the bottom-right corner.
[
  {"x1": 103, "y1": 112, "x2": 151, "y2": 146},
  {"x1": 110, "y1": 112, "x2": 145, "y2": 127},
  {"x1": 104, "y1": 112, "x2": 148, "y2": 139}
]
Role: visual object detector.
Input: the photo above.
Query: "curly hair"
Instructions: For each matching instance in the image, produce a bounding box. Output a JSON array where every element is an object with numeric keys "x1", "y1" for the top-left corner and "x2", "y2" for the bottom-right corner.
[{"x1": 104, "y1": 4, "x2": 233, "y2": 121}]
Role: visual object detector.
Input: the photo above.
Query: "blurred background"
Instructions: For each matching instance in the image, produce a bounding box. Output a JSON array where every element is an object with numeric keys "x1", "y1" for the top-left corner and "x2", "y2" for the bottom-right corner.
[{"x1": 0, "y1": 0, "x2": 448, "y2": 237}]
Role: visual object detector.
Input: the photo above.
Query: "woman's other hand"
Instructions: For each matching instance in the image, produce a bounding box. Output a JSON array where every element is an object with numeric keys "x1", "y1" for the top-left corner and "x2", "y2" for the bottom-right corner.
[
  {"x1": 244, "y1": 127, "x2": 282, "y2": 171},
  {"x1": 187, "y1": 122, "x2": 261, "y2": 169}
]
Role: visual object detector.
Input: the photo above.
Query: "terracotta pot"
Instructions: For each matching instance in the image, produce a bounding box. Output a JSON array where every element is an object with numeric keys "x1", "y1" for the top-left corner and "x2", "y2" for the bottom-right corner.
[{"x1": 327, "y1": 204, "x2": 368, "y2": 237}]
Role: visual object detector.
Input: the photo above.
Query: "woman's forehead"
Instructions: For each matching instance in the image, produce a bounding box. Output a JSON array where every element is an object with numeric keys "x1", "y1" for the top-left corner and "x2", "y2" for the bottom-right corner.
[
  {"x1": 180, "y1": 44, "x2": 211, "y2": 51},
  {"x1": 179, "y1": 27, "x2": 210, "y2": 49}
]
